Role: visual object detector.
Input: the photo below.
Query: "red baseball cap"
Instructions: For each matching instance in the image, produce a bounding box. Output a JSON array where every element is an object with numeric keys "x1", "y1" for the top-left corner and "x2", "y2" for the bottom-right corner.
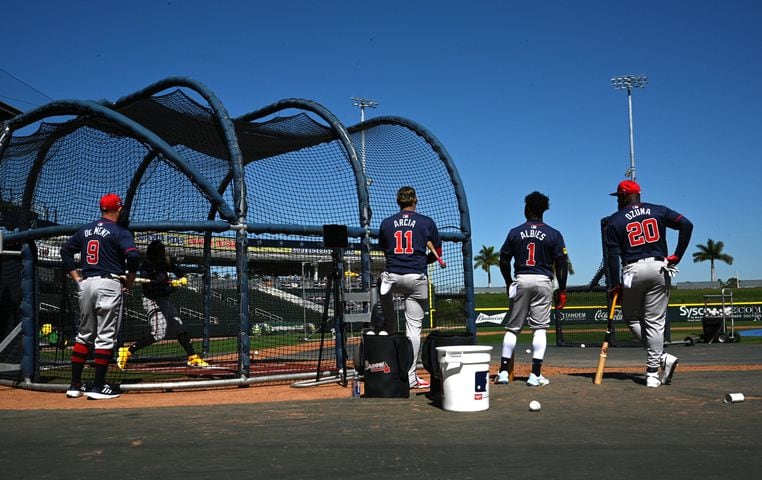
[
  {"x1": 99, "y1": 193, "x2": 124, "y2": 211},
  {"x1": 610, "y1": 180, "x2": 641, "y2": 196}
]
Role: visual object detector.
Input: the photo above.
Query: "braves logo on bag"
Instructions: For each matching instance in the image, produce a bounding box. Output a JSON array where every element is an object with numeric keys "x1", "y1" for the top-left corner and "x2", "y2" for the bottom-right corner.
[{"x1": 365, "y1": 360, "x2": 392, "y2": 373}]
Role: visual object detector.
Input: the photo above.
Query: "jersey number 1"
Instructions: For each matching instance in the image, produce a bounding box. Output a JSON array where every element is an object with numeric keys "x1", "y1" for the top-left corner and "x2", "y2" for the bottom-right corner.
[{"x1": 526, "y1": 242, "x2": 536, "y2": 266}]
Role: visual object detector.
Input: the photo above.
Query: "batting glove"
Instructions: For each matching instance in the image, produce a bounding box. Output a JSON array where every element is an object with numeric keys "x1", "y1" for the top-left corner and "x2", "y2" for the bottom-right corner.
[
  {"x1": 663, "y1": 264, "x2": 680, "y2": 278},
  {"x1": 666, "y1": 255, "x2": 680, "y2": 266},
  {"x1": 555, "y1": 290, "x2": 567, "y2": 309}
]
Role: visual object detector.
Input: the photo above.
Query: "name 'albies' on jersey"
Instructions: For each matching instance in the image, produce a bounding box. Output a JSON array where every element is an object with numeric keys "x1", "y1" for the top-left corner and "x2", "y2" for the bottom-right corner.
[
  {"x1": 378, "y1": 211, "x2": 441, "y2": 275},
  {"x1": 605, "y1": 202, "x2": 685, "y2": 264},
  {"x1": 500, "y1": 222, "x2": 567, "y2": 278}
]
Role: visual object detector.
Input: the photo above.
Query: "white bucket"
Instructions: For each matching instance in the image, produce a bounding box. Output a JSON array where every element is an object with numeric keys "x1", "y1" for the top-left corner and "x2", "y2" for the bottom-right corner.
[{"x1": 436, "y1": 345, "x2": 493, "y2": 412}]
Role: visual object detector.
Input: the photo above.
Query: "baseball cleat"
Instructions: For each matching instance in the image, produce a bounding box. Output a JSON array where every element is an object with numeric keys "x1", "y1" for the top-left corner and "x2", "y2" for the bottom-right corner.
[
  {"x1": 187, "y1": 354, "x2": 209, "y2": 367},
  {"x1": 526, "y1": 373, "x2": 550, "y2": 387},
  {"x1": 117, "y1": 347, "x2": 132, "y2": 370},
  {"x1": 410, "y1": 376, "x2": 430, "y2": 389},
  {"x1": 66, "y1": 383, "x2": 86, "y2": 398},
  {"x1": 86, "y1": 384, "x2": 121, "y2": 400},
  {"x1": 645, "y1": 373, "x2": 661, "y2": 388},
  {"x1": 495, "y1": 370, "x2": 510, "y2": 384},
  {"x1": 660, "y1": 353, "x2": 678, "y2": 385}
]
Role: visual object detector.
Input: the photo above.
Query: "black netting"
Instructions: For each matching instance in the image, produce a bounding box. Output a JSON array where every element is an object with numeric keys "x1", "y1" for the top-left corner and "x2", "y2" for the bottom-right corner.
[{"x1": 0, "y1": 83, "x2": 472, "y2": 388}]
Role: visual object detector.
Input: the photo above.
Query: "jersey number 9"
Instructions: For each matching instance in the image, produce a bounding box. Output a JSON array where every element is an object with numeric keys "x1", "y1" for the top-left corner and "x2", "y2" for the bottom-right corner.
[{"x1": 86, "y1": 239, "x2": 100, "y2": 264}]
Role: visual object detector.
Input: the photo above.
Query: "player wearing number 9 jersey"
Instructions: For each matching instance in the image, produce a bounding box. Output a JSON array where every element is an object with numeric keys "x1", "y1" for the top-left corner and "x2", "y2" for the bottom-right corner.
[
  {"x1": 605, "y1": 180, "x2": 693, "y2": 388},
  {"x1": 60, "y1": 193, "x2": 140, "y2": 399},
  {"x1": 496, "y1": 191, "x2": 568, "y2": 386},
  {"x1": 378, "y1": 186, "x2": 442, "y2": 389}
]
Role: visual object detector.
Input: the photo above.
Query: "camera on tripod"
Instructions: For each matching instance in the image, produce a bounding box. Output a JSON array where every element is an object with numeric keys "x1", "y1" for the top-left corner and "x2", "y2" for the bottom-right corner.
[{"x1": 322, "y1": 224, "x2": 348, "y2": 248}]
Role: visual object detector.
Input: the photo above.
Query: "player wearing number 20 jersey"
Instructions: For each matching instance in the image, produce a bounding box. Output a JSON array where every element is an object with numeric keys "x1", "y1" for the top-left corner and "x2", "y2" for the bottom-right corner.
[{"x1": 605, "y1": 180, "x2": 693, "y2": 387}]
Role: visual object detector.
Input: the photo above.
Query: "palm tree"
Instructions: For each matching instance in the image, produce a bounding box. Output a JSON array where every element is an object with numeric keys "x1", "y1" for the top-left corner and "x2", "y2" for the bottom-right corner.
[
  {"x1": 474, "y1": 245, "x2": 500, "y2": 287},
  {"x1": 692, "y1": 238, "x2": 734, "y2": 282}
]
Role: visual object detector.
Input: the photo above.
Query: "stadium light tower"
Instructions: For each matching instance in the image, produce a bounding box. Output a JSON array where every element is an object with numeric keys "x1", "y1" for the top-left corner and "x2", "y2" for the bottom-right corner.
[
  {"x1": 351, "y1": 97, "x2": 378, "y2": 122},
  {"x1": 351, "y1": 97, "x2": 378, "y2": 186},
  {"x1": 611, "y1": 75, "x2": 648, "y2": 181}
]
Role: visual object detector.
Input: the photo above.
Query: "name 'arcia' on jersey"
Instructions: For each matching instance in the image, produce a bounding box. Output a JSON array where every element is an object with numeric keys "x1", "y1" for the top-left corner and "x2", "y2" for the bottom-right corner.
[{"x1": 394, "y1": 217, "x2": 416, "y2": 228}]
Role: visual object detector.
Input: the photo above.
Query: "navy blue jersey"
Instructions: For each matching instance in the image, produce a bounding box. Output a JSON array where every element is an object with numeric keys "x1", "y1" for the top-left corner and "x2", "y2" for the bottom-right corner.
[
  {"x1": 605, "y1": 202, "x2": 686, "y2": 264},
  {"x1": 61, "y1": 217, "x2": 140, "y2": 277},
  {"x1": 378, "y1": 210, "x2": 441, "y2": 275},
  {"x1": 500, "y1": 221, "x2": 567, "y2": 278},
  {"x1": 139, "y1": 260, "x2": 182, "y2": 300}
]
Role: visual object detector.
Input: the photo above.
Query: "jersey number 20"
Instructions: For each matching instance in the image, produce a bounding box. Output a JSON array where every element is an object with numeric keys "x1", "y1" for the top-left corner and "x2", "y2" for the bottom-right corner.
[{"x1": 626, "y1": 218, "x2": 660, "y2": 246}]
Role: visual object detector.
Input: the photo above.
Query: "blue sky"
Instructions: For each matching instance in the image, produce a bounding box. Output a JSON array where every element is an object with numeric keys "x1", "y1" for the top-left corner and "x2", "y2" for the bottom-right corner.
[{"x1": 2, "y1": 0, "x2": 760, "y2": 287}]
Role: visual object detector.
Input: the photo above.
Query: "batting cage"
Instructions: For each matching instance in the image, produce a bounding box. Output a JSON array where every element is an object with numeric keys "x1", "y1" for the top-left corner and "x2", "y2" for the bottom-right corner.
[{"x1": 0, "y1": 77, "x2": 474, "y2": 391}]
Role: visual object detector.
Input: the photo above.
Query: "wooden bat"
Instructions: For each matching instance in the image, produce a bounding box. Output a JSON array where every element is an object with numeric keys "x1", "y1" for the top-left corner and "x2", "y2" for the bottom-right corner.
[
  {"x1": 426, "y1": 241, "x2": 446, "y2": 268},
  {"x1": 508, "y1": 356, "x2": 515, "y2": 382},
  {"x1": 594, "y1": 291, "x2": 618, "y2": 384},
  {"x1": 112, "y1": 275, "x2": 188, "y2": 287}
]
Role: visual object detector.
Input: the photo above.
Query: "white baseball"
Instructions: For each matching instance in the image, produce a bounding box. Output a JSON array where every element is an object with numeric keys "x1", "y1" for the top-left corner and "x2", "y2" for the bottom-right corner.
[
  {"x1": 529, "y1": 400, "x2": 541, "y2": 411},
  {"x1": 525, "y1": 348, "x2": 531, "y2": 354},
  {"x1": 254, "y1": 350, "x2": 259, "y2": 355},
  {"x1": 580, "y1": 344, "x2": 586, "y2": 348}
]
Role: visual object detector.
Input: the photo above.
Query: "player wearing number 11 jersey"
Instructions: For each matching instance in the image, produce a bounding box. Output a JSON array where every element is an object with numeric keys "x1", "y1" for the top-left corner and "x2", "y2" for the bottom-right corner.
[
  {"x1": 378, "y1": 186, "x2": 442, "y2": 389},
  {"x1": 605, "y1": 180, "x2": 693, "y2": 387}
]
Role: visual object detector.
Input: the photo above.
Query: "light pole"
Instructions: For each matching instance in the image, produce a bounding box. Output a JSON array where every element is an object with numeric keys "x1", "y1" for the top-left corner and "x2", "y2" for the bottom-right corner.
[
  {"x1": 301, "y1": 261, "x2": 307, "y2": 337},
  {"x1": 351, "y1": 97, "x2": 378, "y2": 186},
  {"x1": 611, "y1": 75, "x2": 648, "y2": 180}
]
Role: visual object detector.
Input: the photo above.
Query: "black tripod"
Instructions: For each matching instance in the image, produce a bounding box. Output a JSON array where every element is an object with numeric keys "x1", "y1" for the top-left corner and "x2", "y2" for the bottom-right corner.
[{"x1": 314, "y1": 246, "x2": 349, "y2": 386}]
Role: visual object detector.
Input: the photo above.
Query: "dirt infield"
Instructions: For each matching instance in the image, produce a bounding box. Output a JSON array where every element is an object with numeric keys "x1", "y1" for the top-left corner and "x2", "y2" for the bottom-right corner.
[
  {"x1": 2, "y1": 343, "x2": 761, "y2": 479},
  {"x1": 2, "y1": 343, "x2": 760, "y2": 410}
]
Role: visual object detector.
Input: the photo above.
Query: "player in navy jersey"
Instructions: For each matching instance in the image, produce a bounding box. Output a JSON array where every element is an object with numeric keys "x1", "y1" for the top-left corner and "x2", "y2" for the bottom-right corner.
[
  {"x1": 60, "y1": 193, "x2": 141, "y2": 400},
  {"x1": 378, "y1": 186, "x2": 442, "y2": 389},
  {"x1": 496, "y1": 191, "x2": 568, "y2": 386},
  {"x1": 605, "y1": 180, "x2": 693, "y2": 388},
  {"x1": 117, "y1": 239, "x2": 208, "y2": 370}
]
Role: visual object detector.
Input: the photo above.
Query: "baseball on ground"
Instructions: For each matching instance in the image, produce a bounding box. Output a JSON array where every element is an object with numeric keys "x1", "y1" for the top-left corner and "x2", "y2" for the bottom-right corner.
[{"x1": 529, "y1": 400, "x2": 541, "y2": 412}]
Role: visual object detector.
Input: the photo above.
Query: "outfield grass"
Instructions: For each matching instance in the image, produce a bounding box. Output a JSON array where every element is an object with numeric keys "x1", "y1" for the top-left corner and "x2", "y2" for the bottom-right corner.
[{"x1": 475, "y1": 286, "x2": 762, "y2": 309}]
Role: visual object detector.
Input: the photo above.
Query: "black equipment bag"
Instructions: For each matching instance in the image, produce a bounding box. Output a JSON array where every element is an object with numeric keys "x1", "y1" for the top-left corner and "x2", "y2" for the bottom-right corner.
[
  {"x1": 421, "y1": 331, "x2": 476, "y2": 398},
  {"x1": 361, "y1": 333, "x2": 413, "y2": 398}
]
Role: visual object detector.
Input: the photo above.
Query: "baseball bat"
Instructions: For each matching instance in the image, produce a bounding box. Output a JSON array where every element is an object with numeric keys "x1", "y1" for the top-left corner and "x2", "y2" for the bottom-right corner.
[
  {"x1": 593, "y1": 291, "x2": 618, "y2": 385},
  {"x1": 426, "y1": 241, "x2": 446, "y2": 268},
  {"x1": 508, "y1": 356, "x2": 515, "y2": 382},
  {"x1": 112, "y1": 275, "x2": 188, "y2": 287}
]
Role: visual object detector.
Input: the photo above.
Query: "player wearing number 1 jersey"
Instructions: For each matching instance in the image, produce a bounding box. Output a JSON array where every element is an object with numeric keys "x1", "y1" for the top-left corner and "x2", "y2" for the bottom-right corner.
[
  {"x1": 496, "y1": 191, "x2": 568, "y2": 387},
  {"x1": 60, "y1": 193, "x2": 140, "y2": 399},
  {"x1": 605, "y1": 180, "x2": 692, "y2": 388},
  {"x1": 378, "y1": 186, "x2": 442, "y2": 389}
]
